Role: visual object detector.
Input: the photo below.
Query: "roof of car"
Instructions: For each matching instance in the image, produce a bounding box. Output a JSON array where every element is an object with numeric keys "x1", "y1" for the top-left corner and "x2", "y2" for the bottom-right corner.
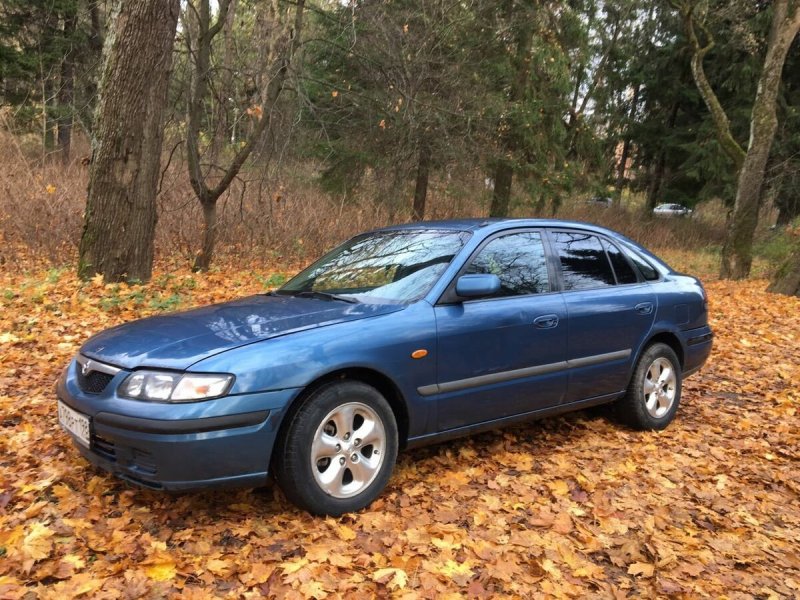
[{"x1": 371, "y1": 218, "x2": 621, "y2": 236}]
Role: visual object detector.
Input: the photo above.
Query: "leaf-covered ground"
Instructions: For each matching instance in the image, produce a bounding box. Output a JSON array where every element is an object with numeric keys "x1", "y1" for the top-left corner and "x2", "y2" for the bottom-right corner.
[{"x1": 0, "y1": 267, "x2": 798, "y2": 598}]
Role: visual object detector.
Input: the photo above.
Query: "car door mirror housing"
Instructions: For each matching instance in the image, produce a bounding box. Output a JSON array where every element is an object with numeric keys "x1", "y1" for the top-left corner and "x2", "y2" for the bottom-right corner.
[{"x1": 455, "y1": 274, "x2": 501, "y2": 298}]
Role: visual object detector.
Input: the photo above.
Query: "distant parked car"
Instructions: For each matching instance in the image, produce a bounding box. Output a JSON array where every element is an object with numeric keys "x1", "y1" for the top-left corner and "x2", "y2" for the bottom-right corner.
[
  {"x1": 654, "y1": 203, "x2": 693, "y2": 217},
  {"x1": 57, "y1": 219, "x2": 713, "y2": 515},
  {"x1": 585, "y1": 196, "x2": 613, "y2": 208}
]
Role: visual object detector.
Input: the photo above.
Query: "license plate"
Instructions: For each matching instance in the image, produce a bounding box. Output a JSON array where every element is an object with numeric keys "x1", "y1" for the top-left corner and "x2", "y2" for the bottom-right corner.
[{"x1": 58, "y1": 400, "x2": 91, "y2": 447}]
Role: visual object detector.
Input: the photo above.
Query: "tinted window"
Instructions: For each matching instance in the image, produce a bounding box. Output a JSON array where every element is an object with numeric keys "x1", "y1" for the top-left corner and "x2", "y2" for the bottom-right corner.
[
  {"x1": 466, "y1": 232, "x2": 550, "y2": 297},
  {"x1": 623, "y1": 248, "x2": 660, "y2": 281},
  {"x1": 552, "y1": 232, "x2": 616, "y2": 290},
  {"x1": 602, "y1": 239, "x2": 638, "y2": 284}
]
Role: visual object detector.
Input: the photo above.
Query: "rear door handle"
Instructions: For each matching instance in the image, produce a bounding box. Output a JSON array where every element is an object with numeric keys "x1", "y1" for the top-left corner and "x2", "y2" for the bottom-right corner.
[
  {"x1": 533, "y1": 314, "x2": 559, "y2": 329},
  {"x1": 635, "y1": 302, "x2": 654, "y2": 315}
]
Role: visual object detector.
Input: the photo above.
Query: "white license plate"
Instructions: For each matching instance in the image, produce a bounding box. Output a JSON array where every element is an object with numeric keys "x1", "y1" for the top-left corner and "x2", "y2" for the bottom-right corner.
[{"x1": 58, "y1": 400, "x2": 91, "y2": 447}]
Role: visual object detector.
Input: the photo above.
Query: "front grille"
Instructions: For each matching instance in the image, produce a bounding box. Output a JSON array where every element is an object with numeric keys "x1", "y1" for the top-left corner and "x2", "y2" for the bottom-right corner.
[{"x1": 77, "y1": 368, "x2": 114, "y2": 394}]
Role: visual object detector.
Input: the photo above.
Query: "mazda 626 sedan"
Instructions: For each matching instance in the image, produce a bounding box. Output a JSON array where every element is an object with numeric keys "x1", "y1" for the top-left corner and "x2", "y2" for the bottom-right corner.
[{"x1": 57, "y1": 219, "x2": 713, "y2": 515}]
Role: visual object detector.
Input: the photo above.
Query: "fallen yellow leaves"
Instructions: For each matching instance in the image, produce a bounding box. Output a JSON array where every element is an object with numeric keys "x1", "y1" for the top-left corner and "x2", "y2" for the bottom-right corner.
[
  {"x1": 0, "y1": 267, "x2": 798, "y2": 597},
  {"x1": 145, "y1": 561, "x2": 177, "y2": 582},
  {"x1": 371, "y1": 566, "x2": 408, "y2": 589},
  {"x1": 21, "y1": 523, "x2": 54, "y2": 562}
]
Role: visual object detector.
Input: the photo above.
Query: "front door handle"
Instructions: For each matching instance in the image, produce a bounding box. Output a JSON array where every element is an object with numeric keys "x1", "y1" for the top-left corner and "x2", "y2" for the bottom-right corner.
[
  {"x1": 635, "y1": 302, "x2": 654, "y2": 315},
  {"x1": 533, "y1": 314, "x2": 559, "y2": 329}
]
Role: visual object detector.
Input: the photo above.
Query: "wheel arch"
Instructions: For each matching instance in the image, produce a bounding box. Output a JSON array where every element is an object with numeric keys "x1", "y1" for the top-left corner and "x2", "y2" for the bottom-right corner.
[
  {"x1": 275, "y1": 367, "x2": 411, "y2": 453},
  {"x1": 642, "y1": 331, "x2": 685, "y2": 368}
]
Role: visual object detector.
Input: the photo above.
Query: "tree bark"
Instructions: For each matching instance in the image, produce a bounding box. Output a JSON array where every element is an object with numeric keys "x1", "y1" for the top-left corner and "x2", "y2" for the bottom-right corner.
[
  {"x1": 194, "y1": 201, "x2": 218, "y2": 273},
  {"x1": 412, "y1": 142, "x2": 430, "y2": 221},
  {"x1": 490, "y1": 162, "x2": 514, "y2": 218},
  {"x1": 78, "y1": 0, "x2": 180, "y2": 282},
  {"x1": 721, "y1": 1, "x2": 800, "y2": 279}
]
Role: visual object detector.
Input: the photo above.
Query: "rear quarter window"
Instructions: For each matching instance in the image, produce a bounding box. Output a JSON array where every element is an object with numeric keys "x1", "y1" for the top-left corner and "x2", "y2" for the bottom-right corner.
[
  {"x1": 623, "y1": 247, "x2": 660, "y2": 281},
  {"x1": 602, "y1": 239, "x2": 638, "y2": 284}
]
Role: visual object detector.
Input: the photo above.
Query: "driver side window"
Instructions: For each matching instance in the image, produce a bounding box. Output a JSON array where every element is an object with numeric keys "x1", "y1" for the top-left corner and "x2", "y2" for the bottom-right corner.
[{"x1": 465, "y1": 231, "x2": 550, "y2": 297}]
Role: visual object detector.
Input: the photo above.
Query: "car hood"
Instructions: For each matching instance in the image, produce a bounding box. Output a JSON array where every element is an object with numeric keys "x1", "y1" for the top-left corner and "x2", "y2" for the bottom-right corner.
[{"x1": 80, "y1": 294, "x2": 404, "y2": 371}]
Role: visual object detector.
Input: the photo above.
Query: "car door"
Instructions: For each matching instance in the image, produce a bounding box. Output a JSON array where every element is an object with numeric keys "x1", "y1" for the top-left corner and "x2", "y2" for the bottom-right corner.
[
  {"x1": 548, "y1": 230, "x2": 656, "y2": 403},
  {"x1": 430, "y1": 230, "x2": 568, "y2": 431}
]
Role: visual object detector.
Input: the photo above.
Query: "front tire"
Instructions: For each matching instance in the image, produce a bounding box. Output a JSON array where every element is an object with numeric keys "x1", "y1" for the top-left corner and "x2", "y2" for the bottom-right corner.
[
  {"x1": 617, "y1": 343, "x2": 682, "y2": 430},
  {"x1": 273, "y1": 381, "x2": 398, "y2": 516}
]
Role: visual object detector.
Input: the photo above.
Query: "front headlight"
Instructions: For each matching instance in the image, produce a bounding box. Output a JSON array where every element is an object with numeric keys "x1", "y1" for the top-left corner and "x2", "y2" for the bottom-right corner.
[{"x1": 119, "y1": 371, "x2": 234, "y2": 402}]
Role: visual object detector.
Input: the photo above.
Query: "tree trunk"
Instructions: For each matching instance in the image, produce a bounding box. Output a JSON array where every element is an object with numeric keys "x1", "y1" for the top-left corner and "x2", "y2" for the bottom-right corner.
[
  {"x1": 646, "y1": 101, "x2": 679, "y2": 212},
  {"x1": 490, "y1": 162, "x2": 514, "y2": 218},
  {"x1": 487, "y1": 10, "x2": 533, "y2": 219},
  {"x1": 674, "y1": 1, "x2": 746, "y2": 170},
  {"x1": 615, "y1": 83, "x2": 640, "y2": 195},
  {"x1": 412, "y1": 142, "x2": 430, "y2": 221},
  {"x1": 193, "y1": 201, "x2": 217, "y2": 272},
  {"x1": 81, "y1": 2, "x2": 105, "y2": 134},
  {"x1": 57, "y1": 11, "x2": 77, "y2": 165},
  {"x1": 768, "y1": 238, "x2": 800, "y2": 296},
  {"x1": 211, "y1": 0, "x2": 238, "y2": 163},
  {"x1": 720, "y1": 0, "x2": 800, "y2": 279},
  {"x1": 646, "y1": 154, "x2": 666, "y2": 212},
  {"x1": 78, "y1": 0, "x2": 180, "y2": 283},
  {"x1": 185, "y1": 0, "x2": 305, "y2": 271}
]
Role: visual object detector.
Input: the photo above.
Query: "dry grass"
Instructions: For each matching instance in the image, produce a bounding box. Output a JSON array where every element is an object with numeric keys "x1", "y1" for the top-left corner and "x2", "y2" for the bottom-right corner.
[{"x1": 0, "y1": 128, "x2": 768, "y2": 281}]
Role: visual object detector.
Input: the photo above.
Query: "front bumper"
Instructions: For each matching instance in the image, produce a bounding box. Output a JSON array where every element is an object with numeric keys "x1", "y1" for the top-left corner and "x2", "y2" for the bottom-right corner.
[{"x1": 56, "y1": 359, "x2": 300, "y2": 490}]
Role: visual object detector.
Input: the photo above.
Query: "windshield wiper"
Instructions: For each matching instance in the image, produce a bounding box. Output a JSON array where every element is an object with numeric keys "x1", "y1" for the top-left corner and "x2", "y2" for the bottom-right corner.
[{"x1": 278, "y1": 290, "x2": 359, "y2": 304}]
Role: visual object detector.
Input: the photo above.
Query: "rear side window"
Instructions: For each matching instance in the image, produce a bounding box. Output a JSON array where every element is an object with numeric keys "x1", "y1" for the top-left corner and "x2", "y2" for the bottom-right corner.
[
  {"x1": 624, "y1": 248, "x2": 660, "y2": 281},
  {"x1": 466, "y1": 231, "x2": 550, "y2": 297},
  {"x1": 552, "y1": 232, "x2": 616, "y2": 290},
  {"x1": 602, "y1": 239, "x2": 638, "y2": 284}
]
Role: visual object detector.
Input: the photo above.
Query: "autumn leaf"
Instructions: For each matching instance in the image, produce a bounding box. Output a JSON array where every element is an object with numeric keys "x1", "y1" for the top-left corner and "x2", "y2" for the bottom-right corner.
[
  {"x1": 334, "y1": 524, "x2": 357, "y2": 541},
  {"x1": 146, "y1": 560, "x2": 177, "y2": 581},
  {"x1": 281, "y1": 557, "x2": 309, "y2": 575},
  {"x1": 206, "y1": 557, "x2": 233, "y2": 576},
  {"x1": 547, "y1": 479, "x2": 569, "y2": 497},
  {"x1": 372, "y1": 567, "x2": 409, "y2": 590},
  {"x1": 628, "y1": 562, "x2": 655, "y2": 577},
  {"x1": 246, "y1": 105, "x2": 263, "y2": 120},
  {"x1": 22, "y1": 522, "x2": 54, "y2": 561},
  {"x1": 299, "y1": 580, "x2": 329, "y2": 598}
]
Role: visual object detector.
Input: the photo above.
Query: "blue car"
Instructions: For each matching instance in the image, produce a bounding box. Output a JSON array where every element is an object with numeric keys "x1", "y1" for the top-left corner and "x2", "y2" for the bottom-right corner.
[{"x1": 57, "y1": 219, "x2": 712, "y2": 515}]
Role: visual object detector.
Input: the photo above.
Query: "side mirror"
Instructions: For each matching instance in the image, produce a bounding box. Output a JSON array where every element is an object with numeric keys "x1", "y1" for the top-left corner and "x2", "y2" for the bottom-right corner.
[{"x1": 455, "y1": 273, "x2": 500, "y2": 298}]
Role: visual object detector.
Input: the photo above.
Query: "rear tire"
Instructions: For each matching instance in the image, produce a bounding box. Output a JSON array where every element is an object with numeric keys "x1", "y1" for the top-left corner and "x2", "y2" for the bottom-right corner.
[
  {"x1": 617, "y1": 343, "x2": 682, "y2": 430},
  {"x1": 273, "y1": 380, "x2": 398, "y2": 516}
]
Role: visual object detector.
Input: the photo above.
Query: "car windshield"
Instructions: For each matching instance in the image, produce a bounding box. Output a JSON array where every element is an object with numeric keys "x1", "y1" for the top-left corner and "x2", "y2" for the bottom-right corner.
[{"x1": 277, "y1": 230, "x2": 471, "y2": 304}]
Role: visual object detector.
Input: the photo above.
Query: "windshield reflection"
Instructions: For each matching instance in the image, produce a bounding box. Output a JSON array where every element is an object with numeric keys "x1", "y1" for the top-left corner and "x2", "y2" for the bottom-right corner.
[{"x1": 279, "y1": 230, "x2": 470, "y2": 304}]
